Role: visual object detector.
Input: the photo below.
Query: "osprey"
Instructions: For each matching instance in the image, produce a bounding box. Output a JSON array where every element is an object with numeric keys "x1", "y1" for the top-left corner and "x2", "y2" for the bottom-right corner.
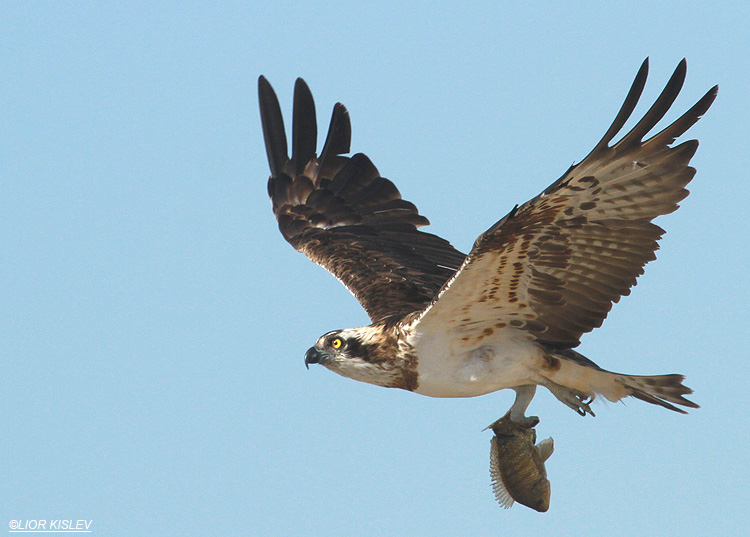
[{"x1": 259, "y1": 60, "x2": 716, "y2": 425}]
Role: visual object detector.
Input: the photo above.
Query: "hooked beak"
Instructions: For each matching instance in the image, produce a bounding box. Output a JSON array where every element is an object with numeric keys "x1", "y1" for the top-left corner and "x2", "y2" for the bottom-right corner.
[{"x1": 304, "y1": 347, "x2": 325, "y2": 369}]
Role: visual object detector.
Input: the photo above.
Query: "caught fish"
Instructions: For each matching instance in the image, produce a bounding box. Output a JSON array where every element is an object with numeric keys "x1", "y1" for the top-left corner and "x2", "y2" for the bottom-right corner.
[{"x1": 488, "y1": 412, "x2": 554, "y2": 512}]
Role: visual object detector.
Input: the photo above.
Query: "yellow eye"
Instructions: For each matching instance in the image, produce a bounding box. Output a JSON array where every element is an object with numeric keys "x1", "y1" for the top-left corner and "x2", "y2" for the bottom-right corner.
[{"x1": 331, "y1": 337, "x2": 343, "y2": 349}]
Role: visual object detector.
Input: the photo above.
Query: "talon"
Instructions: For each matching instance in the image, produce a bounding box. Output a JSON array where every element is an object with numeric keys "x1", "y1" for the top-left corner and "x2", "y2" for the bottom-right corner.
[
  {"x1": 578, "y1": 400, "x2": 595, "y2": 417},
  {"x1": 541, "y1": 378, "x2": 596, "y2": 417}
]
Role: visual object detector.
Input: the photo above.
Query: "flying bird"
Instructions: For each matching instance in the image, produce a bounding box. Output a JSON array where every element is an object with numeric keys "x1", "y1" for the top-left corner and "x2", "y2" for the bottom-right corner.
[{"x1": 258, "y1": 60, "x2": 716, "y2": 425}]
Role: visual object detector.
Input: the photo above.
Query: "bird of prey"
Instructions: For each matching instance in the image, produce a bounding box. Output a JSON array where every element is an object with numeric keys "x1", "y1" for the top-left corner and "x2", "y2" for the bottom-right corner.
[{"x1": 258, "y1": 60, "x2": 716, "y2": 425}]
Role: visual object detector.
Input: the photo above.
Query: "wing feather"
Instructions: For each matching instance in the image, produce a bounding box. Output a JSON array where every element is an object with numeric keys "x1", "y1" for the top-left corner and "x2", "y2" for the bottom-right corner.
[
  {"x1": 259, "y1": 76, "x2": 466, "y2": 322},
  {"x1": 415, "y1": 61, "x2": 717, "y2": 348},
  {"x1": 291, "y1": 78, "x2": 317, "y2": 176},
  {"x1": 258, "y1": 76, "x2": 288, "y2": 178}
]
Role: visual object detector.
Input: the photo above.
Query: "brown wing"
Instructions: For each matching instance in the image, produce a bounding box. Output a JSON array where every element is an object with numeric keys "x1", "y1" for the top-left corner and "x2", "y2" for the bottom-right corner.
[
  {"x1": 259, "y1": 76, "x2": 466, "y2": 323},
  {"x1": 415, "y1": 59, "x2": 717, "y2": 348}
]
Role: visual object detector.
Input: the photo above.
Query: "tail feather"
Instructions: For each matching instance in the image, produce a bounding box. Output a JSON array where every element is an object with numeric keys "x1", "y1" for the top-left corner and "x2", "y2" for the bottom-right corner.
[
  {"x1": 620, "y1": 373, "x2": 698, "y2": 414},
  {"x1": 547, "y1": 349, "x2": 699, "y2": 415}
]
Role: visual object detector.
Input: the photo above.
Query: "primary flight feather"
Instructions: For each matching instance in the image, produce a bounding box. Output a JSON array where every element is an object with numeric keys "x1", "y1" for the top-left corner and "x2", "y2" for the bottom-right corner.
[{"x1": 259, "y1": 60, "x2": 716, "y2": 424}]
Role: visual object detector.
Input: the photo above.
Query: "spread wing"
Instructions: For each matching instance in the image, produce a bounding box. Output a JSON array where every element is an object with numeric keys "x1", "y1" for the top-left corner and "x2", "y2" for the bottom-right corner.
[
  {"x1": 415, "y1": 59, "x2": 717, "y2": 348},
  {"x1": 259, "y1": 76, "x2": 466, "y2": 323}
]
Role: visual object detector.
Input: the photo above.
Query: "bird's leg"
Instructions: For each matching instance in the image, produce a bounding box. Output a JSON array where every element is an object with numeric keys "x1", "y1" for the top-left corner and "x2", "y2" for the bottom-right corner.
[
  {"x1": 509, "y1": 385, "x2": 539, "y2": 428},
  {"x1": 542, "y1": 378, "x2": 595, "y2": 417}
]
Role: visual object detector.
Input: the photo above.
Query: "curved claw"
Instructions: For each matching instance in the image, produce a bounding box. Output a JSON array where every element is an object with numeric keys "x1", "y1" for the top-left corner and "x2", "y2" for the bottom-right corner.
[
  {"x1": 542, "y1": 379, "x2": 596, "y2": 417},
  {"x1": 574, "y1": 396, "x2": 595, "y2": 417}
]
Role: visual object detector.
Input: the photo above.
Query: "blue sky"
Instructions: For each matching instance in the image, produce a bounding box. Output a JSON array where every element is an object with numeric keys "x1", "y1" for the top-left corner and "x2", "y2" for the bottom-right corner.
[{"x1": 2, "y1": 2, "x2": 748, "y2": 536}]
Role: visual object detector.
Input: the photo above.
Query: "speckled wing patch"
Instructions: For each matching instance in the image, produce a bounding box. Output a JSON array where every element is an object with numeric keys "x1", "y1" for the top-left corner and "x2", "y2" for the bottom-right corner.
[{"x1": 414, "y1": 60, "x2": 717, "y2": 349}]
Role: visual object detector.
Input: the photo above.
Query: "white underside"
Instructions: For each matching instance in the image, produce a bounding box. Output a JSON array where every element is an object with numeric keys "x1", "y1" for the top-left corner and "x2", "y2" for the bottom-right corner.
[{"x1": 410, "y1": 327, "x2": 545, "y2": 398}]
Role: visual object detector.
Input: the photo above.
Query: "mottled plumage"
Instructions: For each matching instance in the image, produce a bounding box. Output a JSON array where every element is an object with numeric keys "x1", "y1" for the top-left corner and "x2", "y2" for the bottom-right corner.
[{"x1": 259, "y1": 60, "x2": 716, "y2": 422}]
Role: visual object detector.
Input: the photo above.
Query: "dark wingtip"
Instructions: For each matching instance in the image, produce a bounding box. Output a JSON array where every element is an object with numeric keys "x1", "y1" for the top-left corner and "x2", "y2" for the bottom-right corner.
[
  {"x1": 329, "y1": 103, "x2": 352, "y2": 155},
  {"x1": 639, "y1": 57, "x2": 650, "y2": 76},
  {"x1": 587, "y1": 59, "x2": 650, "y2": 157},
  {"x1": 319, "y1": 102, "x2": 352, "y2": 172},
  {"x1": 612, "y1": 59, "x2": 688, "y2": 151},
  {"x1": 292, "y1": 78, "x2": 318, "y2": 176},
  {"x1": 258, "y1": 76, "x2": 289, "y2": 177},
  {"x1": 643, "y1": 82, "x2": 718, "y2": 149}
]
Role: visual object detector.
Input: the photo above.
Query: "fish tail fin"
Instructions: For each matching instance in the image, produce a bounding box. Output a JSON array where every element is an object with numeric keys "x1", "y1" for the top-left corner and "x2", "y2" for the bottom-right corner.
[{"x1": 535, "y1": 438, "x2": 554, "y2": 462}]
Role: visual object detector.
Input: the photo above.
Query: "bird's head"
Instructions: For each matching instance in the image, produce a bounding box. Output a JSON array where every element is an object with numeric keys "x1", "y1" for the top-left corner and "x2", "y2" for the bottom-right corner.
[{"x1": 304, "y1": 326, "x2": 412, "y2": 389}]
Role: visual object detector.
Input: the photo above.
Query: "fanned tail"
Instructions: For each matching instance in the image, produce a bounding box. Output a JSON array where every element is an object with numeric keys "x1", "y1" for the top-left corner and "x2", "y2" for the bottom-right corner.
[
  {"x1": 620, "y1": 373, "x2": 699, "y2": 414},
  {"x1": 547, "y1": 349, "x2": 699, "y2": 415}
]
